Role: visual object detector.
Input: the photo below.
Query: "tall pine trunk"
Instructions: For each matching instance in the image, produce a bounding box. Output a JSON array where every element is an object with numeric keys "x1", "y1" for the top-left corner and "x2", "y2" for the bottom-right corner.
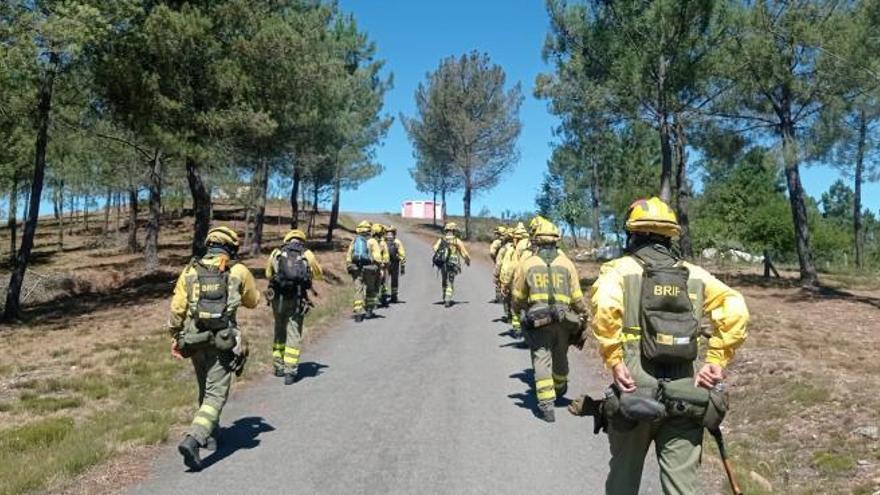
[
  {"x1": 186, "y1": 157, "x2": 212, "y2": 258},
  {"x1": 103, "y1": 187, "x2": 112, "y2": 236},
  {"x1": 290, "y1": 166, "x2": 300, "y2": 228},
  {"x1": 7, "y1": 172, "x2": 17, "y2": 263},
  {"x1": 657, "y1": 54, "x2": 673, "y2": 203},
  {"x1": 4, "y1": 63, "x2": 55, "y2": 321},
  {"x1": 127, "y1": 184, "x2": 139, "y2": 253},
  {"x1": 780, "y1": 91, "x2": 818, "y2": 286},
  {"x1": 115, "y1": 191, "x2": 121, "y2": 233},
  {"x1": 673, "y1": 117, "x2": 693, "y2": 258},
  {"x1": 854, "y1": 108, "x2": 866, "y2": 269},
  {"x1": 590, "y1": 154, "x2": 602, "y2": 248},
  {"x1": 463, "y1": 182, "x2": 472, "y2": 240},
  {"x1": 82, "y1": 192, "x2": 90, "y2": 231},
  {"x1": 144, "y1": 152, "x2": 162, "y2": 272},
  {"x1": 56, "y1": 181, "x2": 64, "y2": 249},
  {"x1": 251, "y1": 157, "x2": 269, "y2": 256},
  {"x1": 327, "y1": 175, "x2": 341, "y2": 243},
  {"x1": 432, "y1": 190, "x2": 437, "y2": 226}
]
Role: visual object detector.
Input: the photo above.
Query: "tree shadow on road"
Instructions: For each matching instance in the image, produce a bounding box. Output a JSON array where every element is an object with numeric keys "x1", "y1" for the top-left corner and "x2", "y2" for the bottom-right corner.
[
  {"x1": 296, "y1": 362, "x2": 329, "y2": 382},
  {"x1": 196, "y1": 417, "x2": 275, "y2": 471},
  {"x1": 431, "y1": 300, "x2": 469, "y2": 306}
]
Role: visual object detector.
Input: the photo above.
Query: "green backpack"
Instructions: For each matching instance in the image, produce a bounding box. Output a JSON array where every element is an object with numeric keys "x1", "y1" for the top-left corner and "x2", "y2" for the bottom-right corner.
[{"x1": 635, "y1": 255, "x2": 700, "y2": 365}]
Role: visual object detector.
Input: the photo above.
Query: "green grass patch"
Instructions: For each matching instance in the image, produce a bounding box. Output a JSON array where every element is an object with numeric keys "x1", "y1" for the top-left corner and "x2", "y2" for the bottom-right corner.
[
  {"x1": 787, "y1": 382, "x2": 831, "y2": 405},
  {"x1": 0, "y1": 262, "x2": 353, "y2": 494},
  {"x1": 17, "y1": 392, "x2": 83, "y2": 414},
  {"x1": 812, "y1": 450, "x2": 856, "y2": 475}
]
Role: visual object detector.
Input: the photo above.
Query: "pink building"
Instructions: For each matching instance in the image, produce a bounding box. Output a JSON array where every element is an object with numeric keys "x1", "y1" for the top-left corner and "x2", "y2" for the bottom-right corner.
[{"x1": 401, "y1": 200, "x2": 444, "y2": 221}]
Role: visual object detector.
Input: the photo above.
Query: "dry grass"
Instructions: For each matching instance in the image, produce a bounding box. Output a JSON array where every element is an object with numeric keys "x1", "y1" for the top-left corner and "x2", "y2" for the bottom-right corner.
[{"x1": 0, "y1": 202, "x2": 355, "y2": 495}]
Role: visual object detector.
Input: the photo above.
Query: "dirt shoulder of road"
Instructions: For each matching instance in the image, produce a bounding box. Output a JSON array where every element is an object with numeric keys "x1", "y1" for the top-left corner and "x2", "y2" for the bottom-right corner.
[
  {"x1": 0, "y1": 204, "x2": 356, "y2": 495},
  {"x1": 574, "y1": 258, "x2": 880, "y2": 495}
]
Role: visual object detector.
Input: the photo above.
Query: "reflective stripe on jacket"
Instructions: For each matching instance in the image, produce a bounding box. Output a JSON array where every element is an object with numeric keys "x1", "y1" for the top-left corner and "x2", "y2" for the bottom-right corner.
[
  {"x1": 511, "y1": 250, "x2": 588, "y2": 315},
  {"x1": 590, "y1": 255, "x2": 748, "y2": 369}
]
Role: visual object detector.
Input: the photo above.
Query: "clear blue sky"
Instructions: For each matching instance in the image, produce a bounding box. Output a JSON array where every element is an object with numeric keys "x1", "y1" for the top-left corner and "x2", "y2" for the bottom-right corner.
[{"x1": 337, "y1": 0, "x2": 880, "y2": 217}]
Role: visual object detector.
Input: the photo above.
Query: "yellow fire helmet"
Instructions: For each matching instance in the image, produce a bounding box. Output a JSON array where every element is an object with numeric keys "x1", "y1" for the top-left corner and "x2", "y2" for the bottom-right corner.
[
  {"x1": 371, "y1": 223, "x2": 386, "y2": 235},
  {"x1": 625, "y1": 197, "x2": 681, "y2": 238},
  {"x1": 284, "y1": 229, "x2": 307, "y2": 243},
  {"x1": 533, "y1": 220, "x2": 561, "y2": 244},
  {"x1": 387, "y1": 225, "x2": 397, "y2": 233},
  {"x1": 529, "y1": 215, "x2": 550, "y2": 235},
  {"x1": 494, "y1": 226, "x2": 507, "y2": 236},
  {"x1": 356, "y1": 220, "x2": 372, "y2": 234},
  {"x1": 513, "y1": 222, "x2": 528, "y2": 239},
  {"x1": 444, "y1": 222, "x2": 458, "y2": 233},
  {"x1": 206, "y1": 226, "x2": 240, "y2": 248}
]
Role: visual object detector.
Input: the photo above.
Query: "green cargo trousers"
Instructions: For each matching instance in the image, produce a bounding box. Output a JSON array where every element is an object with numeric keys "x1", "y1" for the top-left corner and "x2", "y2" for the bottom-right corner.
[
  {"x1": 606, "y1": 417, "x2": 703, "y2": 495},
  {"x1": 271, "y1": 295, "x2": 305, "y2": 375},
  {"x1": 606, "y1": 341, "x2": 703, "y2": 495},
  {"x1": 352, "y1": 265, "x2": 380, "y2": 314},
  {"x1": 187, "y1": 346, "x2": 234, "y2": 445},
  {"x1": 526, "y1": 323, "x2": 569, "y2": 407},
  {"x1": 387, "y1": 261, "x2": 401, "y2": 297},
  {"x1": 441, "y1": 265, "x2": 459, "y2": 302}
]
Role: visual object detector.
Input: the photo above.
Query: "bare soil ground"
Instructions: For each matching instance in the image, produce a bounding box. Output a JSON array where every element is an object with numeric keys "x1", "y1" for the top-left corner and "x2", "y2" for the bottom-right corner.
[
  {"x1": 573, "y1": 260, "x2": 880, "y2": 495},
  {"x1": 0, "y1": 202, "x2": 355, "y2": 495}
]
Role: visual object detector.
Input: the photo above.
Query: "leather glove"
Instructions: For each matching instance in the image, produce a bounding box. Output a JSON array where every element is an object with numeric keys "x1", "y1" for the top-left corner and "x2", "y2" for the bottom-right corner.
[{"x1": 401, "y1": 265, "x2": 406, "y2": 276}]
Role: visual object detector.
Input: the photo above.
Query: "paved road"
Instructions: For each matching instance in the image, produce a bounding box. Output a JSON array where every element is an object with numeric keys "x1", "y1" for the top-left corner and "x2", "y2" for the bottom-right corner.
[{"x1": 130, "y1": 221, "x2": 660, "y2": 495}]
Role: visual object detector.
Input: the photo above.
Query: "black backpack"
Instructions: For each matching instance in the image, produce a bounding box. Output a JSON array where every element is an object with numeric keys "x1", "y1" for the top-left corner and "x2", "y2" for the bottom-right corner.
[
  {"x1": 433, "y1": 238, "x2": 450, "y2": 268},
  {"x1": 192, "y1": 261, "x2": 232, "y2": 332},
  {"x1": 273, "y1": 241, "x2": 312, "y2": 295},
  {"x1": 635, "y1": 255, "x2": 700, "y2": 364}
]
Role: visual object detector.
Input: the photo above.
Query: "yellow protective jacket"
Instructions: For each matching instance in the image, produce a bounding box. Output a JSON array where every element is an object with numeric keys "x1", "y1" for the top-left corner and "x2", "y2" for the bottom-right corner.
[
  {"x1": 345, "y1": 235, "x2": 384, "y2": 265},
  {"x1": 590, "y1": 255, "x2": 749, "y2": 369},
  {"x1": 500, "y1": 239, "x2": 532, "y2": 288},
  {"x1": 489, "y1": 238, "x2": 503, "y2": 261},
  {"x1": 388, "y1": 238, "x2": 406, "y2": 264},
  {"x1": 168, "y1": 254, "x2": 261, "y2": 333},
  {"x1": 433, "y1": 235, "x2": 471, "y2": 264},
  {"x1": 494, "y1": 241, "x2": 513, "y2": 279},
  {"x1": 511, "y1": 249, "x2": 588, "y2": 316},
  {"x1": 378, "y1": 237, "x2": 390, "y2": 264},
  {"x1": 265, "y1": 247, "x2": 324, "y2": 282}
]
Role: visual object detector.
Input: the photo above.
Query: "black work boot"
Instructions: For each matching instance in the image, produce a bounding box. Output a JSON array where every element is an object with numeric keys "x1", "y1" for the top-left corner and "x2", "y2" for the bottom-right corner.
[
  {"x1": 391, "y1": 294, "x2": 399, "y2": 304},
  {"x1": 178, "y1": 435, "x2": 202, "y2": 471},
  {"x1": 539, "y1": 403, "x2": 556, "y2": 423},
  {"x1": 284, "y1": 371, "x2": 297, "y2": 386},
  {"x1": 354, "y1": 313, "x2": 364, "y2": 323},
  {"x1": 445, "y1": 299, "x2": 453, "y2": 308},
  {"x1": 274, "y1": 368, "x2": 284, "y2": 378},
  {"x1": 555, "y1": 383, "x2": 568, "y2": 402},
  {"x1": 366, "y1": 309, "x2": 375, "y2": 319}
]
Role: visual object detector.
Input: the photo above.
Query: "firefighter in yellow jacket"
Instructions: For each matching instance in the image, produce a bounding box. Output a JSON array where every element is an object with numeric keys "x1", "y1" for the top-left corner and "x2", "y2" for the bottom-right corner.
[
  {"x1": 489, "y1": 226, "x2": 507, "y2": 302},
  {"x1": 375, "y1": 224, "x2": 392, "y2": 307},
  {"x1": 591, "y1": 197, "x2": 749, "y2": 495},
  {"x1": 432, "y1": 222, "x2": 471, "y2": 307},
  {"x1": 493, "y1": 227, "x2": 514, "y2": 308},
  {"x1": 512, "y1": 221, "x2": 589, "y2": 422},
  {"x1": 385, "y1": 225, "x2": 407, "y2": 303},
  {"x1": 346, "y1": 221, "x2": 384, "y2": 321},
  {"x1": 265, "y1": 229, "x2": 323, "y2": 385},
  {"x1": 167, "y1": 226, "x2": 260, "y2": 471},
  {"x1": 499, "y1": 223, "x2": 529, "y2": 335}
]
